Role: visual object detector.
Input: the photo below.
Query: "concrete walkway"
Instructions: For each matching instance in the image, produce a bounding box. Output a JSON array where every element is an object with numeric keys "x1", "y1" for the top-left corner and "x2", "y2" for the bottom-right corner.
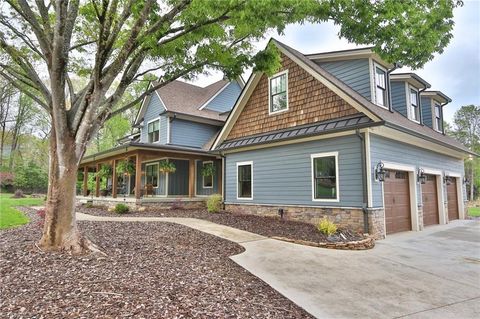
[{"x1": 76, "y1": 212, "x2": 480, "y2": 319}]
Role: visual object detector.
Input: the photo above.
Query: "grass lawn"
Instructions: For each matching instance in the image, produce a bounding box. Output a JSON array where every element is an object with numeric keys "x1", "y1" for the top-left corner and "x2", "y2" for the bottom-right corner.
[
  {"x1": 468, "y1": 207, "x2": 480, "y2": 217},
  {"x1": 0, "y1": 193, "x2": 44, "y2": 229}
]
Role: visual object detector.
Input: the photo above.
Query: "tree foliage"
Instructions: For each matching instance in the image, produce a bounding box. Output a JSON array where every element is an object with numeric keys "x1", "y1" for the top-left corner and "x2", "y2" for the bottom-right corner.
[{"x1": 13, "y1": 161, "x2": 48, "y2": 193}]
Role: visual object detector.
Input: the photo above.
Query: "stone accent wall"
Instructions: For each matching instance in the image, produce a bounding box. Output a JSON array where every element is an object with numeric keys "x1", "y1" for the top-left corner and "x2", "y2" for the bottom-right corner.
[
  {"x1": 417, "y1": 205, "x2": 424, "y2": 231},
  {"x1": 225, "y1": 204, "x2": 385, "y2": 238},
  {"x1": 79, "y1": 198, "x2": 206, "y2": 210},
  {"x1": 226, "y1": 54, "x2": 359, "y2": 140}
]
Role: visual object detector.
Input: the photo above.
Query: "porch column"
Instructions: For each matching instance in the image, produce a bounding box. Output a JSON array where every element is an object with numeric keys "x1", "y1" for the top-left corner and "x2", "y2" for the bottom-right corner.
[
  {"x1": 95, "y1": 163, "x2": 100, "y2": 197},
  {"x1": 217, "y1": 159, "x2": 223, "y2": 197},
  {"x1": 135, "y1": 154, "x2": 142, "y2": 199},
  {"x1": 189, "y1": 159, "x2": 195, "y2": 198},
  {"x1": 82, "y1": 166, "x2": 88, "y2": 196},
  {"x1": 112, "y1": 159, "x2": 117, "y2": 198}
]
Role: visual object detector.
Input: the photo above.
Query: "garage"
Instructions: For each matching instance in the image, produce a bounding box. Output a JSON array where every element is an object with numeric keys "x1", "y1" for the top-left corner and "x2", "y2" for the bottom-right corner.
[
  {"x1": 422, "y1": 174, "x2": 439, "y2": 226},
  {"x1": 384, "y1": 170, "x2": 411, "y2": 234},
  {"x1": 447, "y1": 177, "x2": 459, "y2": 220}
]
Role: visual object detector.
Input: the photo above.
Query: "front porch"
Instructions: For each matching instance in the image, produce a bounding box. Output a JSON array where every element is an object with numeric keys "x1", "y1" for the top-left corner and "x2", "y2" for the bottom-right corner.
[{"x1": 77, "y1": 146, "x2": 222, "y2": 204}]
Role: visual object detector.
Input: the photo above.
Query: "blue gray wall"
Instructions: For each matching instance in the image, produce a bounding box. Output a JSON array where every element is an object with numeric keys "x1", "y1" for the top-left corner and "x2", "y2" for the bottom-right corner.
[
  {"x1": 168, "y1": 159, "x2": 189, "y2": 195},
  {"x1": 421, "y1": 97, "x2": 433, "y2": 128},
  {"x1": 391, "y1": 81, "x2": 407, "y2": 117},
  {"x1": 317, "y1": 59, "x2": 371, "y2": 101},
  {"x1": 225, "y1": 135, "x2": 364, "y2": 207},
  {"x1": 369, "y1": 134, "x2": 464, "y2": 207},
  {"x1": 204, "y1": 81, "x2": 242, "y2": 113},
  {"x1": 140, "y1": 94, "x2": 168, "y2": 144},
  {"x1": 141, "y1": 161, "x2": 167, "y2": 196},
  {"x1": 196, "y1": 160, "x2": 221, "y2": 196},
  {"x1": 171, "y1": 119, "x2": 219, "y2": 148}
]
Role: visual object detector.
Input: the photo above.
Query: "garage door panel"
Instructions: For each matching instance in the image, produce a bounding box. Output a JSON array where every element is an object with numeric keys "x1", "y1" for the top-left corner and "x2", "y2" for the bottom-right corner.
[
  {"x1": 422, "y1": 175, "x2": 439, "y2": 227},
  {"x1": 447, "y1": 178, "x2": 459, "y2": 220},
  {"x1": 384, "y1": 170, "x2": 411, "y2": 234}
]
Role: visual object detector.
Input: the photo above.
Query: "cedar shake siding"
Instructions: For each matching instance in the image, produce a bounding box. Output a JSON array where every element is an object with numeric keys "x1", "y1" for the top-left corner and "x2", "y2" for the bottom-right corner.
[{"x1": 226, "y1": 54, "x2": 359, "y2": 140}]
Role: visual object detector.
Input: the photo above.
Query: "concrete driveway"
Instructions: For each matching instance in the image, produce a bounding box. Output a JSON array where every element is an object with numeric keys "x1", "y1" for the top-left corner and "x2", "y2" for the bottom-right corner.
[{"x1": 231, "y1": 220, "x2": 480, "y2": 319}]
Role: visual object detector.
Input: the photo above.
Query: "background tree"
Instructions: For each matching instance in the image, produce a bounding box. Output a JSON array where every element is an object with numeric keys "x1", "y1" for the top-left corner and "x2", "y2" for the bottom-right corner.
[
  {"x1": 449, "y1": 105, "x2": 480, "y2": 201},
  {"x1": 0, "y1": 0, "x2": 462, "y2": 254}
]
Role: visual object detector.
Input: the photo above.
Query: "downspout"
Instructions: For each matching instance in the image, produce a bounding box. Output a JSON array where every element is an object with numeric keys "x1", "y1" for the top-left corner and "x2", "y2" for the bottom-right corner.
[
  {"x1": 440, "y1": 102, "x2": 448, "y2": 135},
  {"x1": 386, "y1": 62, "x2": 402, "y2": 113},
  {"x1": 356, "y1": 129, "x2": 369, "y2": 234},
  {"x1": 220, "y1": 152, "x2": 226, "y2": 210},
  {"x1": 418, "y1": 85, "x2": 428, "y2": 125}
]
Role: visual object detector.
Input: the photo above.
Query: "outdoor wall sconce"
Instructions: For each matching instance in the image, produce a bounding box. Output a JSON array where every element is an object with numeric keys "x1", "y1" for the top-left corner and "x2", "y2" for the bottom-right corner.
[
  {"x1": 278, "y1": 208, "x2": 285, "y2": 219},
  {"x1": 443, "y1": 175, "x2": 451, "y2": 185},
  {"x1": 375, "y1": 162, "x2": 386, "y2": 182},
  {"x1": 417, "y1": 168, "x2": 426, "y2": 184},
  {"x1": 463, "y1": 176, "x2": 468, "y2": 185}
]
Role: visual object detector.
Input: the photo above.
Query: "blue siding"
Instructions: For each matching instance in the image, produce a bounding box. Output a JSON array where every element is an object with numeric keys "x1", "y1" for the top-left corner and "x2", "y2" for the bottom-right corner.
[
  {"x1": 317, "y1": 59, "x2": 372, "y2": 100},
  {"x1": 369, "y1": 134, "x2": 464, "y2": 207},
  {"x1": 168, "y1": 159, "x2": 189, "y2": 195},
  {"x1": 141, "y1": 162, "x2": 167, "y2": 195},
  {"x1": 171, "y1": 119, "x2": 219, "y2": 148},
  {"x1": 225, "y1": 135, "x2": 364, "y2": 207},
  {"x1": 196, "y1": 160, "x2": 221, "y2": 196},
  {"x1": 204, "y1": 81, "x2": 242, "y2": 113},
  {"x1": 421, "y1": 97, "x2": 433, "y2": 128},
  {"x1": 391, "y1": 81, "x2": 407, "y2": 117},
  {"x1": 140, "y1": 94, "x2": 168, "y2": 144}
]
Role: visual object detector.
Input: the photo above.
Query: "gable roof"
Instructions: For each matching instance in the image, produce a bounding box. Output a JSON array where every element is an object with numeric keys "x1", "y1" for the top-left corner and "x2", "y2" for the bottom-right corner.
[
  {"x1": 212, "y1": 39, "x2": 473, "y2": 156},
  {"x1": 135, "y1": 79, "x2": 239, "y2": 125}
]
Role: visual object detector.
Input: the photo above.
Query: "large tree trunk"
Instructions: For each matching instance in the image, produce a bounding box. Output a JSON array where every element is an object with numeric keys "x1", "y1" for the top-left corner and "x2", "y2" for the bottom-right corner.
[{"x1": 38, "y1": 131, "x2": 99, "y2": 254}]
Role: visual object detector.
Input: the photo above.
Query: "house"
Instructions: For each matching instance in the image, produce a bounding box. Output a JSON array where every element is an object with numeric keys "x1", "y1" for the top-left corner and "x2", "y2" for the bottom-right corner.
[
  {"x1": 78, "y1": 78, "x2": 243, "y2": 206},
  {"x1": 211, "y1": 39, "x2": 475, "y2": 238}
]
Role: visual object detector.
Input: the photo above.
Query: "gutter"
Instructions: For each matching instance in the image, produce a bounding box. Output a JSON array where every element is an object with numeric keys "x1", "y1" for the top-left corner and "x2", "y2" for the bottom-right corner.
[{"x1": 355, "y1": 129, "x2": 370, "y2": 234}]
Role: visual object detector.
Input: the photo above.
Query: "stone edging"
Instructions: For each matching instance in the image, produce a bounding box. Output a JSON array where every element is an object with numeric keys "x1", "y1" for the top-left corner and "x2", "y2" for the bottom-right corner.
[{"x1": 271, "y1": 236, "x2": 375, "y2": 250}]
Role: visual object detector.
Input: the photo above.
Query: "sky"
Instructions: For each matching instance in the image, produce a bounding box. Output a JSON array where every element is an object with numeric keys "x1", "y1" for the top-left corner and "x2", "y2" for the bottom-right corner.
[{"x1": 193, "y1": 1, "x2": 480, "y2": 125}]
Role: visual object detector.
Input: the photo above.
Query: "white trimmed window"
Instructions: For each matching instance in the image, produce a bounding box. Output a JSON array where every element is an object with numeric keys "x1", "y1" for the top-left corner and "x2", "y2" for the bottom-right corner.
[
  {"x1": 202, "y1": 161, "x2": 213, "y2": 188},
  {"x1": 147, "y1": 119, "x2": 160, "y2": 143},
  {"x1": 434, "y1": 102, "x2": 442, "y2": 132},
  {"x1": 145, "y1": 163, "x2": 159, "y2": 188},
  {"x1": 269, "y1": 70, "x2": 288, "y2": 114},
  {"x1": 374, "y1": 64, "x2": 388, "y2": 107},
  {"x1": 237, "y1": 161, "x2": 252, "y2": 199},
  {"x1": 409, "y1": 88, "x2": 420, "y2": 122},
  {"x1": 311, "y1": 152, "x2": 339, "y2": 201}
]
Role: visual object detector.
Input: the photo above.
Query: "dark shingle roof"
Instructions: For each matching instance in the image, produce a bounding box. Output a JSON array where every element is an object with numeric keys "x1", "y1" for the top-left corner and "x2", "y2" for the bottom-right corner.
[{"x1": 217, "y1": 115, "x2": 375, "y2": 150}]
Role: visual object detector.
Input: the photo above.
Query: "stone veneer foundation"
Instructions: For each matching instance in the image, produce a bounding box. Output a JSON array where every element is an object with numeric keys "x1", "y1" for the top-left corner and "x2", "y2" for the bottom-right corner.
[
  {"x1": 78, "y1": 198, "x2": 206, "y2": 210},
  {"x1": 225, "y1": 204, "x2": 387, "y2": 239}
]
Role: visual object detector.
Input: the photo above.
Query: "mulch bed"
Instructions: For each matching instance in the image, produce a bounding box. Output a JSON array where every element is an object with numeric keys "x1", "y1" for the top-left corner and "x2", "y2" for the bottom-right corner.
[
  {"x1": 78, "y1": 205, "x2": 365, "y2": 244},
  {"x1": 0, "y1": 209, "x2": 313, "y2": 318}
]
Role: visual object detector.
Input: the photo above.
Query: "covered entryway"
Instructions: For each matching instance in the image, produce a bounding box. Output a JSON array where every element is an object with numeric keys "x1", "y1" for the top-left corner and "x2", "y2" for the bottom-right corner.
[
  {"x1": 447, "y1": 177, "x2": 459, "y2": 220},
  {"x1": 422, "y1": 174, "x2": 439, "y2": 226},
  {"x1": 384, "y1": 170, "x2": 411, "y2": 234}
]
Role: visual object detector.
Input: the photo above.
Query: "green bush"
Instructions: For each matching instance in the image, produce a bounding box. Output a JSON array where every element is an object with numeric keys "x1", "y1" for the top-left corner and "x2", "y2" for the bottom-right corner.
[
  {"x1": 317, "y1": 218, "x2": 338, "y2": 236},
  {"x1": 13, "y1": 161, "x2": 48, "y2": 193},
  {"x1": 206, "y1": 194, "x2": 223, "y2": 213},
  {"x1": 114, "y1": 203, "x2": 129, "y2": 214}
]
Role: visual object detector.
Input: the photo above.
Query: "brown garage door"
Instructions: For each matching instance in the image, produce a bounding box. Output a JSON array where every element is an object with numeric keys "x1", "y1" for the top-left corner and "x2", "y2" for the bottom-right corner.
[
  {"x1": 447, "y1": 178, "x2": 459, "y2": 220},
  {"x1": 422, "y1": 175, "x2": 439, "y2": 226},
  {"x1": 384, "y1": 170, "x2": 411, "y2": 234}
]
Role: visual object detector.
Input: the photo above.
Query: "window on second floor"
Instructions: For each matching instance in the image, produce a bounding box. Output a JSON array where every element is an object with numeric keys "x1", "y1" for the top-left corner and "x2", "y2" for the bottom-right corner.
[
  {"x1": 409, "y1": 88, "x2": 420, "y2": 122},
  {"x1": 269, "y1": 70, "x2": 288, "y2": 114},
  {"x1": 374, "y1": 65, "x2": 388, "y2": 108},
  {"x1": 147, "y1": 119, "x2": 160, "y2": 143},
  {"x1": 434, "y1": 102, "x2": 442, "y2": 132}
]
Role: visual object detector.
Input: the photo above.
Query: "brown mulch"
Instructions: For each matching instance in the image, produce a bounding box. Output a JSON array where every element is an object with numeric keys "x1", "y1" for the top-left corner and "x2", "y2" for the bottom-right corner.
[
  {"x1": 78, "y1": 205, "x2": 364, "y2": 243},
  {"x1": 0, "y1": 209, "x2": 313, "y2": 318}
]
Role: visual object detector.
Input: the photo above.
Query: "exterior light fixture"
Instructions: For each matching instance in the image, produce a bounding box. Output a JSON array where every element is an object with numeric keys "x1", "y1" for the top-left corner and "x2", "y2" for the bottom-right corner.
[
  {"x1": 278, "y1": 208, "x2": 285, "y2": 219},
  {"x1": 443, "y1": 175, "x2": 451, "y2": 185},
  {"x1": 375, "y1": 162, "x2": 386, "y2": 182},
  {"x1": 463, "y1": 176, "x2": 468, "y2": 185},
  {"x1": 417, "y1": 168, "x2": 426, "y2": 184}
]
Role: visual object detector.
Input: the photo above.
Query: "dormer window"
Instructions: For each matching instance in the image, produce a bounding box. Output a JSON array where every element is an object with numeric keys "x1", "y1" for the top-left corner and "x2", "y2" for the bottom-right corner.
[
  {"x1": 434, "y1": 102, "x2": 442, "y2": 132},
  {"x1": 147, "y1": 119, "x2": 160, "y2": 143},
  {"x1": 269, "y1": 70, "x2": 288, "y2": 114},
  {"x1": 409, "y1": 88, "x2": 420, "y2": 122},
  {"x1": 374, "y1": 64, "x2": 388, "y2": 107}
]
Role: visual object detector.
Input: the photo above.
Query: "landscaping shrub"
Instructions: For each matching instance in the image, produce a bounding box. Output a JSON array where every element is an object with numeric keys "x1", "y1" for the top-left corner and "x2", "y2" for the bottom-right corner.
[
  {"x1": 36, "y1": 209, "x2": 46, "y2": 228},
  {"x1": 317, "y1": 218, "x2": 338, "y2": 236},
  {"x1": 114, "y1": 203, "x2": 129, "y2": 214},
  {"x1": 12, "y1": 189, "x2": 25, "y2": 198},
  {"x1": 207, "y1": 194, "x2": 223, "y2": 213},
  {"x1": 13, "y1": 161, "x2": 48, "y2": 193}
]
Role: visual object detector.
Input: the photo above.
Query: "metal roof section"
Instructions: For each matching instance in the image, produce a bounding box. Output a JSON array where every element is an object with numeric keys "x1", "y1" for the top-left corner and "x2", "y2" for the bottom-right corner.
[{"x1": 216, "y1": 114, "x2": 374, "y2": 150}]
